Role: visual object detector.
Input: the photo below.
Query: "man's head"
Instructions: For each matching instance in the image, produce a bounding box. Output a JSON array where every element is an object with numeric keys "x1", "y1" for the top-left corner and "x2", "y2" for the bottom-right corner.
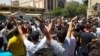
[
  {"x1": 56, "y1": 24, "x2": 68, "y2": 43},
  {"x1": 13, "y1": 28, "x2": 19, "y2": 36},
  {"x1": 34, "y1": 48, "x2": 56, "y2": 56},
  {"x1": 88, "y1": 38, "x2": 100, "y2": 56},
  {"x1": 88, "y1": 39, "x2": 100, "y2": 51},
  {"x1": 83, "y1": 24, "x2": 91, "y2": 32},
  {"x1": 57, "y1": 30, "x2": 67, "y2": 43},
  {"x1": 91, "y1": 25, "x2": 97, "y2": 33},
  {"x1": 7, "y1": 22, "x2": 13, "y2": 30},
  {"x1": 28, "y1": 31, "x2": 39, "y2": 42},
  {"x1": 89, "y1": 49, "x2": 100, "y2": 56}
]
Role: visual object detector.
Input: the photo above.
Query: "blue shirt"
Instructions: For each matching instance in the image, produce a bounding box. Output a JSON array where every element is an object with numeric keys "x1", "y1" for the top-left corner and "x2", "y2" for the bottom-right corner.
[{"x1": 0, "y1": 50, "x2": 13, "y2": 56}]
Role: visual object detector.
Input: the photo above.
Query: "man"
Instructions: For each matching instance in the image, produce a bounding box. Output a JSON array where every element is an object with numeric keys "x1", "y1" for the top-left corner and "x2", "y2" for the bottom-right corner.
[
  {"x1": 88, "y1": 38, "x2": 100, "y2": 56},
  {"x1": 0, "y1": 22, "x2": 14, "y2": 51},
  {"x1": 16, "y1": 19, "x2": 47, "y2": 56},
  {"x1": 96, "y1": 27, "x2": 100, "y2": 37},
  {"x1": 36, "y1": 16, "x2": 77, "y2": 56},
  {"x1": 34, "y1": 48, "x2": 57, "y2": 56},
  {"x1": 80, "y1": 24, "x2": 95, "y2": 56},
  {"x1": 23, "y1": 31, "x2": 47, "y2": 56},
  {"x1": 0, "y1": 37, "x2": 12, "y2": 56},
  {"x1": 7, "y1": 29, "x2": 26, "y2": 56}
]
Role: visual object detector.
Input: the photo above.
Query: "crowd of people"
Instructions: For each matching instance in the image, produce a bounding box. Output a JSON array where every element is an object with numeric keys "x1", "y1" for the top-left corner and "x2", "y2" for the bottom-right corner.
[{"x1": 0, "y1": 15, "x2": 100, "y2": 56}]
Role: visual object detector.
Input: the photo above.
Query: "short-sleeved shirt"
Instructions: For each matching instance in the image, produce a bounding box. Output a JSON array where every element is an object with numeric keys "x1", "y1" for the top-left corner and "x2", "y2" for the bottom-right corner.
[
  {"x1": 80, "y1": 32, "x2": 95, "y2": 53},
  {"x1": 49, "y1": 36, "x2": 76, "y2": 56},
  {"x1": 24, "y1": 37, "x2": 47, "y2": 56},
  {"x1": 7, "y1": 35, "x2": 25, "y2": 56}
]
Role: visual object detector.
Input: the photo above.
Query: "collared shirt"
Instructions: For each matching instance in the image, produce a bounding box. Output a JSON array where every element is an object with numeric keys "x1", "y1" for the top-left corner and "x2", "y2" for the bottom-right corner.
[
  {"x1": 49, "y1": 36, "x2": 76, "y2": 56},
  {"x1": 24, "y1": 37, "x2": 47, "y2": 56},
  {"x1": 49, "y1": 37, "x2": 69, "y2": 56}
]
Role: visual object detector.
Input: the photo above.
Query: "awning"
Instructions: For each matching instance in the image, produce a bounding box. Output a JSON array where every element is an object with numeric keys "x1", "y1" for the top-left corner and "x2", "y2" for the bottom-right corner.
[
  {"x1": 0, "y1": 11, "x2": 11, "y2": 14},
  {"x1": 25, "y1": 13, "x2": 42, "y2": 16}
]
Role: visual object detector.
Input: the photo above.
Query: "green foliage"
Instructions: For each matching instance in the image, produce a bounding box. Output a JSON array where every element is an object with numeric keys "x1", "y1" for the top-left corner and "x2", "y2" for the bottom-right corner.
[
  {"x1": 50, "y1": 1, "x2": 87, "y2": 17},
  {"x1": 83, "y1": 0, "x2": 88, "y2": 5},
  {"x1": 50, "y1": 7, "x2": 63, "y2": 16}
]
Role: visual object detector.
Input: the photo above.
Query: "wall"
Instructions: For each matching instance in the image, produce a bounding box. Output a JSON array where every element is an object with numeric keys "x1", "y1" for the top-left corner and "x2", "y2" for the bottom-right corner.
[
  {"x1": 19, "y1": 0, "x2": 44, "y2": 8},
  {"x1": 87, "y1": 0, "x2": 100, "y2": 16}
]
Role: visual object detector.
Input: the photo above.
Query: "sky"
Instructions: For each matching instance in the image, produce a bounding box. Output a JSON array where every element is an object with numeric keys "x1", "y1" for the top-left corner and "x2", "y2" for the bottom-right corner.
[
  {"x1": 0, "y1": 0, "x2": 83, "y2": 5},
  {"x1": 0, "y1": 0, "x2": 10, "y2": 5},
  {"x1": 67, "y1": 0, "x2": 83, "y2": 3}
]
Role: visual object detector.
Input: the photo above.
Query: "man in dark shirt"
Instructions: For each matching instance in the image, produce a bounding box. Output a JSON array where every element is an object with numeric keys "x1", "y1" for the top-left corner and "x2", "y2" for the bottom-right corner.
[{"x1": 80, "y1": 24, "x2": 95, "y2": 56}]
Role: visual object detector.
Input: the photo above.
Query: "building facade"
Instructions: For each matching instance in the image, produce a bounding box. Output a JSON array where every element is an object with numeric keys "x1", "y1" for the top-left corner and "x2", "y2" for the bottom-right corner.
[
  {"x1": 45, "y1": 0, "x2": 66, "y2": 11},
  {"x1": 87, "y1": 0, "x2": 100, "y2": 16},
  {"x1": 19, "y1": 0, "x2": 44, "y2": 8},
  {"x1": 11, "y1": 0, "x2": 83, "y2": 12},
  {"x1": 11, "y1": 0, "x2": 19, "y2": 6},
  {"x1": 18, "y1": 0, "x2": 66, "y2": 11}
]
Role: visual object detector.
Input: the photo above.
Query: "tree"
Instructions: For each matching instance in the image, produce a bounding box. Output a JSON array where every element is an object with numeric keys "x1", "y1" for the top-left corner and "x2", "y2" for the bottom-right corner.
[
  {"x1": 50, "y1": 7, "x2": 63, "y2": 16},
  {"x1": 50, "y1": 1, "x2": 87, "y2": 17},
  {"x1": 83, "y1": 0, "x2": 88, "y2": 5},
  {"x1": 64, "y1": 2, "x2": 80, "y2": 17}
]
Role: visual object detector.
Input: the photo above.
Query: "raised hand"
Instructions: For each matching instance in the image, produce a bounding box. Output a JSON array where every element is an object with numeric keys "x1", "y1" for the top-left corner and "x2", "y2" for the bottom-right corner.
[
  {"x1": 33, "y1": 16, "x2": 43, "y2": 23},
  {"x1": 71, "y1": 16, "x2": 77, "y2": 22},
  {"x1": 34, "y1": 17, "x2": 52, "y2": 41},
  {"x1": 66, "y1": 16, "x2": 77, "y2": 38},
  {"x1": 45, "y1": 21, "x2": 53, "y2": 33}
]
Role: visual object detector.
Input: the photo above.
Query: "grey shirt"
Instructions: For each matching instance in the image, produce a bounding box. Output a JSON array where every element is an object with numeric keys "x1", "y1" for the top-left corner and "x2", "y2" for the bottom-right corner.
[{"x1": 49, "y1": 37, "x2": 70, "y2": 56}]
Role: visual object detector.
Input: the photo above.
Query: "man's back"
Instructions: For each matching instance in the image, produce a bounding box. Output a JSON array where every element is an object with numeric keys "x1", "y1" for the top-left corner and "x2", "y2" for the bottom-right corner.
[
  {"x1": 81, "y1": 32, "x2": 94, "y2": 43},
  {"x1": 7, "y1": 35, "x2": 25, "y2": 56},
  {"x1": 80, "y1": 32, "x2": 95, "y2": 53}
]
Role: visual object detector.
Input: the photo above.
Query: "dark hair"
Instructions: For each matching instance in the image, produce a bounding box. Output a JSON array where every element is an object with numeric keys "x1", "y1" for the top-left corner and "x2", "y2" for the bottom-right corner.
[
  {"x1": 56, "y1": 24, "x2": 68, "y2": 43},
  {"x1": 88, "y1": 38, "x2": 100, "y2": 56},
  {"x1": 28, "y1": 31, "x2": 39, "y2": 41},
  {"x1": 84, "y1": 24, "x2": 91, "y2": 30},
  {"x1": 0, "y1": 37, "x2": 4, "y2": 48},
  {"x1": 88, "y1": 39, "x2": 100, "y2": 52},
  {"x1": 0, "y1": 25, "x2": 5, "y2": 31},
  {"x1": 27, "y1": 25, "x2": 32, "y2": 34},
  {"x1": 13, "y1": 28, "x2": 19, "y2": 35},
  {"x1": 34, "y1": 48, "x2": 56, "y2": 56},
  {"x1": 57, "y1": 30, "x2": 67, "y2": 43},
  {"x1": 80, "y1": 24, "x2": 85, "y2": 31},
  {"x1": 89, "y1": 49, "x2": 100, "y2": 56},
  {"x1": 7, "y1": 22, "x2": 13, "y2": 30}
]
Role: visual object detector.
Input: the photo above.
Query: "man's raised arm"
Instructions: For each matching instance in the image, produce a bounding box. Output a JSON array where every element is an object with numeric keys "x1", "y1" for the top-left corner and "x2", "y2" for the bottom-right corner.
[{"x1": 66, "y1": 16, "x2": 77, "y2": 38}]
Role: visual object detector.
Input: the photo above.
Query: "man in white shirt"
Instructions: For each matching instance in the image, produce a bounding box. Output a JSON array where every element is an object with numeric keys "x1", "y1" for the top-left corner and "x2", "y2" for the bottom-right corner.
[
  {"x1": 96, "y1": 27, "x2": 100, "y2": 37},
  {"x1": 23, "y1": 31, "x2": 47, "y2": 56},
  {"x1": 24, "y1": 36, "x2": 47, "y2": 56},
  {"x1": 16, "y1": 20, "x2": 47, "y2": 56},
  {"x1": 0, "y1": 22, "x2": 14, "y2": 50},
  {"x1": 39, "y1": 16, "x2": 77, "y2": 56}
]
